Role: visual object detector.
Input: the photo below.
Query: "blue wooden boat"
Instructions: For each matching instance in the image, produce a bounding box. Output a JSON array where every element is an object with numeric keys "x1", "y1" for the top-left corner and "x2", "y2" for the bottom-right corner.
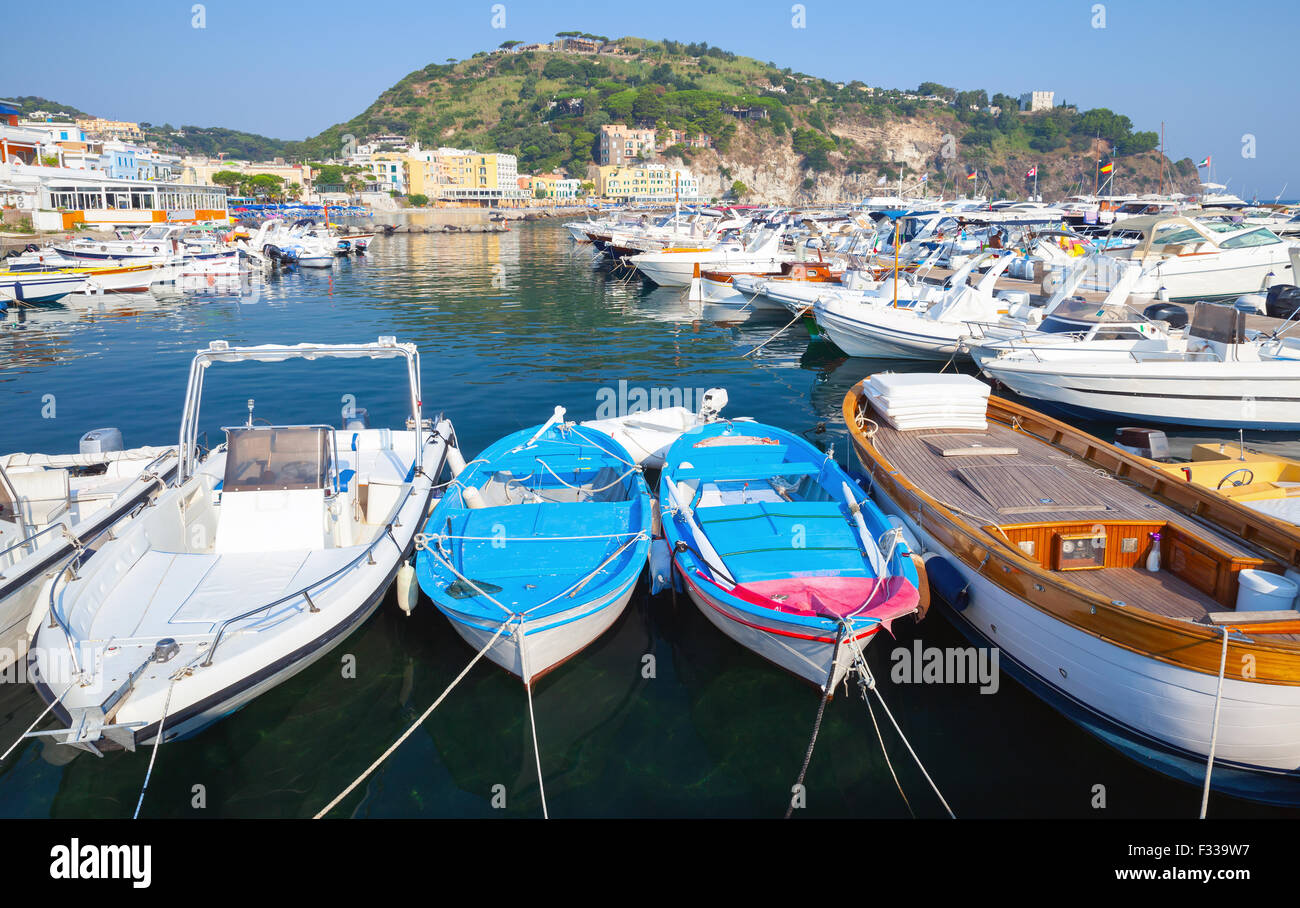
[
  {"x1": 660, "y1": 420, "x2": 925, "y2": 690},
  {"x1": 416, "y1": 409, "x2": 653, "y2": 682}
]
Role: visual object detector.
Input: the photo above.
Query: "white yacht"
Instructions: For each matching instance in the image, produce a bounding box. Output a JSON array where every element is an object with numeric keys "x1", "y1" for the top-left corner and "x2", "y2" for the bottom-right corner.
[{"x1": 26, "y1": 338, "x2": 456, "y2": 754}]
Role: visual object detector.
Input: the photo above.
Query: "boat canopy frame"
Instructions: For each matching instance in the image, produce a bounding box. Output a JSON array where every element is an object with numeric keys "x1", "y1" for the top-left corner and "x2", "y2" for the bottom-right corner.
[{"x1": 178, "y1": 337, "x2": 425, "y2": 483}]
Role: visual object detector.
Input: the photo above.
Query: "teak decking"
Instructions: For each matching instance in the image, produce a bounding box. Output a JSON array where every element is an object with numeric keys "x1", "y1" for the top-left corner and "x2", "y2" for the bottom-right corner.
[
  {"x1": 867, "y1": 414, "x2": 1265, "y2": 623},
  {"x1": 844, "y1": 383, "x2": 1300, "y2": 683}
]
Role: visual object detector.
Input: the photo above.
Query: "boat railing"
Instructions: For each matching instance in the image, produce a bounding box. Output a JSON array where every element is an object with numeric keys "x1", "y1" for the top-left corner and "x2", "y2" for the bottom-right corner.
[
  {"x1": 0, "y1": 519, "x2": 70, "y2": 563},
  {"x1": 201, "y1": 436, "x2": 448, "y2": 668}
]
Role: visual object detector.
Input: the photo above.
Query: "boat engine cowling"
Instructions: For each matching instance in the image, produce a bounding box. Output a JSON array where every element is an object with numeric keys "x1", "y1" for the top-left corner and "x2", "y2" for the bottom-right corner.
[
  {"x1": 1113, "y1": 427, "x2": 1170, "y2": 462},
  {"x1": 1141, "y1": 302, "x2": 1189, "y2": 330},
  {"x1": 1266, "y1": 284, "x2": 1300, "y2": 321},
  {"x1": 79, "y1": 427, "x2": 124, "y2": 456}
]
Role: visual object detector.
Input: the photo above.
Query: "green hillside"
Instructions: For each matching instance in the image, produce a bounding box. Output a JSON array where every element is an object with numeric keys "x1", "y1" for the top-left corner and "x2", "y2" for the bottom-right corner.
[
  {"x1": 291, "y1": 36, "x2": 1190, "y2": 199},
  {"x1": 16, "y1": 37, "x2": 1193, "y2": 201}
]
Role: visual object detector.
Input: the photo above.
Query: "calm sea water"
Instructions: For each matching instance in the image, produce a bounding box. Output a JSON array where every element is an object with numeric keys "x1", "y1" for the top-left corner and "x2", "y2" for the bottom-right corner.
[{"x1": 1, "y1": 218, "x2": 1297, "y2": 819}]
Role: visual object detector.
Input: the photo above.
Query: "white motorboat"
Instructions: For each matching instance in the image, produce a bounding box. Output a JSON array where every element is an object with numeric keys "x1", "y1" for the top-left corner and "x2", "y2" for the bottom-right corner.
[
  {"x1": 26, "y1": 338, "x2": 456, "y2": 753},
  {"x1": 978, "y1": 303, "x2": 1300, "y2": 429},
  {"x1": 0, "y1": 437, "x2": 178, "y2": 671},
  {"x1": 811, "y1": 253, "x2": 994, "y2": 357},
  {"x1": 628, "y1": 223, "x2": 789, "y2": 287},
  {"x1": 1107, "y1": 213, "x2": 1295, "y2": 301},
  {"x1": 807, "y1": 251, "x2": 1018, "y2": 360}
]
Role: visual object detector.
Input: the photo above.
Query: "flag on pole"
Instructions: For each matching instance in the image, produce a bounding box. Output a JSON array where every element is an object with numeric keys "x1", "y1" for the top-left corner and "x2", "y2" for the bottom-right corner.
[
  {"x1": 1197, "y1": 156, "x2": 1211, "y2": 168},
  {"x1": 876, "y1": 175, "x2": 887, "y2": 186},
  {"x1": 1099, "y1": 161, "x2": 1114, "y2": 174},
  {"x1": 966, "y1": 167, "x2": 977, "y2": 180},
  {"x1": 1025, "y1": 166, "x2": 1037, "y2": 178},
  {"x1": 919, "y1": 173, "x2": 928, "y2": 183}
]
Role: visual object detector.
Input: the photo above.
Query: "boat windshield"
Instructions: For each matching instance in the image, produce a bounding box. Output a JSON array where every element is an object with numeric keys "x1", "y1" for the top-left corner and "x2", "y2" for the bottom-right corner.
[
  {"x1": 1220, "y1": 228, "x2": 1282, "y2": 248},
  {"x1": 222, "y1": 426, "x2": 330, "y2": 492}
]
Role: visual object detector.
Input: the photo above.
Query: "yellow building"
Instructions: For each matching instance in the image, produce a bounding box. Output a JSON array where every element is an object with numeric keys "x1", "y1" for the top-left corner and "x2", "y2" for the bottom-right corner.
[
  {"x1": 434, "y1": 149, "x2": 525, "y2": 205},
  {"x1": 182, "y1": 157, "x2": 312, "y2": 190},
  {"x1": 75, "y1": 118, "x2": 144, "y2": 141},
  {"x1": 597, "y1": 164, "x2": 700, "y2": 203}
]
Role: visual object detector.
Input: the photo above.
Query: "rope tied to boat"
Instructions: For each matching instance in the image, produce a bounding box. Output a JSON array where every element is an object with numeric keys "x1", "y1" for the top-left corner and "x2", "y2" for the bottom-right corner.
[
  {"x1": 0, "y1": 680, "x2": 76, "y2": 762},
  {"x1": 742, "y1": 306, "x2": 811, "y2": 359},
  {"x1": 1199, "y1": 626, "x2": 1232, "y2": 819},
  {"x1": 133, "y1": 667, "x2": 188, "y2": 820},
  {"x1": 314, "y1": 616, "x2": 512, "y2": 819},
  {"x1": 533, "y1": 457, "x2": 640, "y2": 498},
  {"x1": 846, "y1": 634, "x2": 956, "y2": 818},
  {"x1": 519, "y1": 617, "x2": 549, "y2": 819},
  {"x1": 783, "y1": 621, "x2": 846, "y2": 819}
]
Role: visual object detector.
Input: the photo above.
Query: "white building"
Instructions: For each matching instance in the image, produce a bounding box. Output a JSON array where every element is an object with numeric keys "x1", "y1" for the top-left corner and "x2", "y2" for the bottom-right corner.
[{"x1": 1019, "y1": 90, "x2": 1055, "y2": 112}]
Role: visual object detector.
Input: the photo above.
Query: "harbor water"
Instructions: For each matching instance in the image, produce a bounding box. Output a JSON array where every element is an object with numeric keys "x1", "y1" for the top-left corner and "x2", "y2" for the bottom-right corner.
[{"x1": 2, "y1": 218, "x2": 1297, "y2": 818}]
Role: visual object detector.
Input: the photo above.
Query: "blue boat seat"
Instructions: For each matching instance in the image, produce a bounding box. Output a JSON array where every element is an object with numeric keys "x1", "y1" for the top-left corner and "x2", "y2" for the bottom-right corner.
[
  {"x1": 694, "y1": 501, "x2": 869, "y2": 583},
  {"x1": 436, "y1": 501, "x2": 638, "y2": 579}
]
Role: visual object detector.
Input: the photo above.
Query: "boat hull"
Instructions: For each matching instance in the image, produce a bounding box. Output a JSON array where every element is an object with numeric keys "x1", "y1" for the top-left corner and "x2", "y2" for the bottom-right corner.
[
  {"x1": 439, "y1": 572, "x2": 639, "y2": 682},
  {"x1": 679, "y1": 567, "x2": 877, "y2": 690},
  {"x1": 980, "y1": 360, "x2": 1300, "y2": 429},
  {"x1": 864, "y1": 457, "x2": 1300, "y2": 805}
]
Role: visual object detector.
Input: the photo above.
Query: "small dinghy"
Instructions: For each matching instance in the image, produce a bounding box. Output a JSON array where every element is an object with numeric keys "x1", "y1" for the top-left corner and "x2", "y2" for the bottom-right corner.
[
  {"x1": 580, "y1": 387, "x2": 735, "y2": 468},
  {"x1": 26, "y1": 338, "x2": 455, "y2": 753},
  {"x1": 416, "y1": 407, "x2": 652, "y2": 682},
  {"x1": 0, "y1": 436, "x2": 178, "y2": 671},
  {"x1": 660, "y1": 420, "x2": 925, "y2": 690}
]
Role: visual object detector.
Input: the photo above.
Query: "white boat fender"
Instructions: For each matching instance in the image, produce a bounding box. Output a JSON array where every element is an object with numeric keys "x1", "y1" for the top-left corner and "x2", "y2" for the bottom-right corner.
[
  {"x1": 649, "y1": 538, "x2": 674, "y2": 595},
  {"x1": 462, "y1": 485, "x2": 486, "y2": 509},
  {"x1": 886, "y1": 514, "x2": 921, "y2": 553},
  {"x1": 397, "y1": 560, "x2": 418, "y2": 616},
  {"x1": 447, "y1": 445, "x2": 467, "y2": 478}
]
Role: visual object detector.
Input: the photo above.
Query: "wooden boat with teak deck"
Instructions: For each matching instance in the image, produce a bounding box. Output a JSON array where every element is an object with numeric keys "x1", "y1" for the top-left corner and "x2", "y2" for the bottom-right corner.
[{"x1": 843, "y1": 375, "x2": 1300, "y2": 806}]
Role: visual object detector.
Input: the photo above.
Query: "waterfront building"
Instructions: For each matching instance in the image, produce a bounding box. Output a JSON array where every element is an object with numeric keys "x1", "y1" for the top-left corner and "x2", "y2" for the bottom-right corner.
[
  {"x1": 597, "y1": 163, "x2": 700, "y2": 203},
  {"x1": 74, "y1": 117, "x2": 145, "y2": 141},
  {"x1": 0, "y1": 161, "x2": 228, "y2": 228},
  {"x1": 598, "y1": 124, "x2": 657, "y2": 166}
]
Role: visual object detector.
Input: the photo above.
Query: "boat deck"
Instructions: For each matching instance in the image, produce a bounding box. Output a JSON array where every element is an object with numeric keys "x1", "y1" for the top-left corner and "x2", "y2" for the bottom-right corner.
[{"x1": 866, "y1": 406, "x2": 1285, "y2": 628}]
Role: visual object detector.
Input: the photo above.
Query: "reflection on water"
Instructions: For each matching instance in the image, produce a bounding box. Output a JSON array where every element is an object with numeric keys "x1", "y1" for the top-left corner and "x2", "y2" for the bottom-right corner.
[{"x1": 0, "y1": 222, "x2": 1296, "y2": 818}]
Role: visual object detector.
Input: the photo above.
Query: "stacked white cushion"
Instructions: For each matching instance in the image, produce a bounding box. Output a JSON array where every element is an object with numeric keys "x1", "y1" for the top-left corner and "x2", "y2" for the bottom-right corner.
[{"x1": 864, "y1": 373, "x2": 991, "y2": 431}]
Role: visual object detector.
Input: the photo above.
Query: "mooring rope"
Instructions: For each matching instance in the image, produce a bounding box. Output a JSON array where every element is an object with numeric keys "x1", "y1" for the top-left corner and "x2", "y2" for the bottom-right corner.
[
  {"x1": 1199, "y1": 626, "x2": 1231, "y2": 819},
  {"x1": 519, "y1": 620, "x2": 549, "y2": 819},
  {"x1": 847, "y1": 637, "x2": 955, "y2": 818},
  {"x1": 133, "y1": 674, "x2": 180, "y2": 819},
  {"x1": 861, "y1": 679, "x2": 915, "y2": 818},
  {"x1": 314, "y1": 618, "x2": 511, "y2": 819},
  {"x1": 0, "y1": 680, "x2": 75, "y2": 762},
  {"x1": 743, "y1": 306, "x2": 811, "y2": 359},
  {"x1": 783, "y1": 623, "x2": 846, "y2": 819}
]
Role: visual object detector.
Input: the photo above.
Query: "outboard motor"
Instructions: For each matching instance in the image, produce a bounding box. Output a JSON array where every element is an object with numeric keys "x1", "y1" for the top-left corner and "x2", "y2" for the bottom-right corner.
[
  {"x1": 1265, "y1": 284, "x2": 1300, "y2": 320},
  {"x1": 1114, "y1": 427, "x2": 1171, "y2": 462},
  {"x1": 1141, "y1": 301, "x2": 1189, "y2": 330},
  {"x1": 80, "y1": 427, "x2": 125, "y2": 456}
]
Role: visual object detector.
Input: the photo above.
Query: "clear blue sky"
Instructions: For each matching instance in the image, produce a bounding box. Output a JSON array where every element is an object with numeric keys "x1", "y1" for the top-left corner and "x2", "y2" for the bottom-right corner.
[{"x1": 6, "y1": 0, "x2": 1295, "y2": 198}]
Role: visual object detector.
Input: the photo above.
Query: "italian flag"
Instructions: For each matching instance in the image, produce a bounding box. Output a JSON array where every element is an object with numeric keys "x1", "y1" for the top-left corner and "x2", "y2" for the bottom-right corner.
[{"x1": 1197, "y1": 156, "x2": 1211, "y2": 168}]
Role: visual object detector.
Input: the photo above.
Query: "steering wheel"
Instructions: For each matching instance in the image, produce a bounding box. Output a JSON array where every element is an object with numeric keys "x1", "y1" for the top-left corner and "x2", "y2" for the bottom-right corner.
[
  {"x1": 1217, "y1": 468, "x2": 1255, "y2": 490},
  {"x1": 278, "y1": 460, "x2": 319, "y2": 484}
]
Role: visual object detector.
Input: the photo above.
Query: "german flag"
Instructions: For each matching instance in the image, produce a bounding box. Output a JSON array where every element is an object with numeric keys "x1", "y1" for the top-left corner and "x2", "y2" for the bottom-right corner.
[
  {"x1": 966, "y1": 167, "x2": 977, "y2": 180},
  {"x1": 1099, "y1": 161, "x2": 1114, "y2": 174}
]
